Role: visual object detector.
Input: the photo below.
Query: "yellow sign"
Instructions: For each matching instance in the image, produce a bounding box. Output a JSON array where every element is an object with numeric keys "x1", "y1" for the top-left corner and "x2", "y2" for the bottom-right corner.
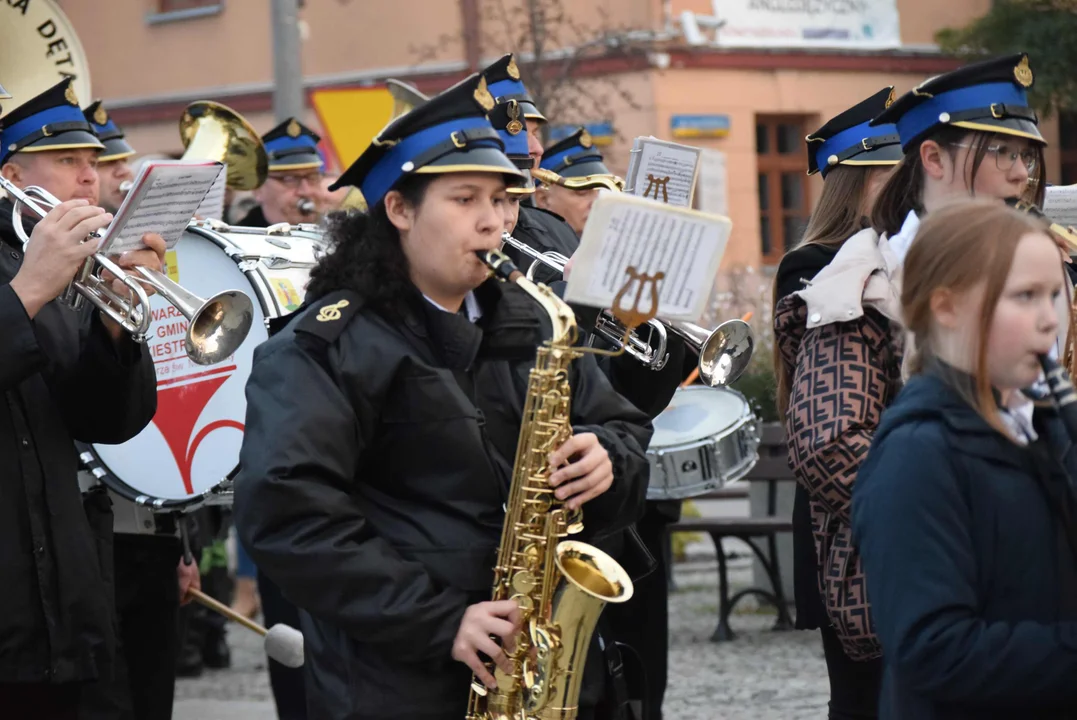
[
  {"x1": 272, "y1": 278, "x2": 302, "y2": 312},
  {"x1": 311, "y1": 87, "x2": 394, "y2": 172},
  {"x1": 164, "y1": 250, "x2": 180, "y2": 284}
]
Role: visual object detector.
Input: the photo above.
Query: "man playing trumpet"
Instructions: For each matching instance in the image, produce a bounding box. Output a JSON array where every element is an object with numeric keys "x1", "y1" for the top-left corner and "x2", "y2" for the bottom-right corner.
[{"x1": 0, "y1": 77, "x2": 163, "y2": 718}]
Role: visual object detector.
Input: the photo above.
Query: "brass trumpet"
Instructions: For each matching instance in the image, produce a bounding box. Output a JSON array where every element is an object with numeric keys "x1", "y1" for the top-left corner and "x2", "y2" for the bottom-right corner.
[
  {"x1": 500, "y1": 232, "x2": 754, "y2": 386},
  {"x1": 1, "y1": 179, "x2": 254, "y2": 366}
]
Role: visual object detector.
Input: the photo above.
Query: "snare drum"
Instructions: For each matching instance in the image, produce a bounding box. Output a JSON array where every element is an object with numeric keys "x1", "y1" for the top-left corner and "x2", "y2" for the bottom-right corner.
[
  {"x1": 80, "y1": 221, "x2": 320, "y2": 511},
  {"x1": 645, "y1": 386, "x2": 761, "y2": 500}
]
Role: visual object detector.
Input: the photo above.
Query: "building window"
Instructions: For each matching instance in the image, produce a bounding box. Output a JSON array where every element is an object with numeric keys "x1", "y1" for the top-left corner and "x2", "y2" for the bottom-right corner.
[
  {"x1": 756, "y1": 116, "x2": 810, "y2": 265},
  {"x1": 1060, "y1": 111, "x2": 1077, "y2": 186}
]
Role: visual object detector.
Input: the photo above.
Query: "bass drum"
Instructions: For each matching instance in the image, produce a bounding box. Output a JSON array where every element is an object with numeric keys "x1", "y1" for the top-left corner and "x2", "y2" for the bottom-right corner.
[
  {"x1": 79, "y1": 222, "x2": 320, "y2": 511},
  {"x1": 645, "y1": 386, "x2": 761, "y2": 500}
]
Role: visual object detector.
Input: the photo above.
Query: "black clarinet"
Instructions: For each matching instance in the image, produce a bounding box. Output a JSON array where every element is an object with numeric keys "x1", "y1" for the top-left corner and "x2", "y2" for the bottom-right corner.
[{"x1": 1039, "y1": 354, "x2": 1077, "y2": 445}]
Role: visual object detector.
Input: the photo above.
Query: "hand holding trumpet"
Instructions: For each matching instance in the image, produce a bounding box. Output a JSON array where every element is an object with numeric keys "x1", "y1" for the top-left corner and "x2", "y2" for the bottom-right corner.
[{"x1": 9, "y1": 199, "x2": 112, "y2": 319}]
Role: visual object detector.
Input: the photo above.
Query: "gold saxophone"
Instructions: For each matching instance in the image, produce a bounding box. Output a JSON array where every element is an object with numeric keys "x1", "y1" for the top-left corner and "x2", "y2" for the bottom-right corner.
[{"x1": 468, "y1": 249, "x2": 635, "y2": 720}]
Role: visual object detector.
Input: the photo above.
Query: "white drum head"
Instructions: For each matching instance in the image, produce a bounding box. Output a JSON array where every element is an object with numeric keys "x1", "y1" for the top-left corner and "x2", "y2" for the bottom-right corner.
[
  {"x1": 90, "y1": 230, "x2": 270, "y2": 508},
  {"x1": 650, "y1": 386, "x2": 749, "y2": 449}
]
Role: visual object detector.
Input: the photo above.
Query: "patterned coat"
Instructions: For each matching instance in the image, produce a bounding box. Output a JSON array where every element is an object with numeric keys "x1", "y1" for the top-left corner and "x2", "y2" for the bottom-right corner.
[{"x1": 773, "y1": 229, "x2": 904, "y2": 661}]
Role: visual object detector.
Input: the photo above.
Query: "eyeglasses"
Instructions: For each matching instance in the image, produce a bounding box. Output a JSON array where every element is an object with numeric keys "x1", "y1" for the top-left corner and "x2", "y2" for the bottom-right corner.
[
  {"x1": 949, "y1": 141, "x2": 1038, "y2": 174},
  {"x1": 269, "y1": 173, "x2": 323, "y2": 189}
]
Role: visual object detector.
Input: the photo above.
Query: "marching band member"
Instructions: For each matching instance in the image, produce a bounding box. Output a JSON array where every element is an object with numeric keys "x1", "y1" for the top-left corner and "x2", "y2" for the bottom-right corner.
[
  {"x1": 83, "y1": 100, "x2": 136, "y2": 214},
  {"x1": 773, "y1": 87, "x2": 902, "y2": 720},
  {"x1": 75, "y1": 106, "x2": 204, "y2": 720},
  {"x1": 483, "y1": 55, "x2": 581, "y2": 274},
  {"x1": 534, "y1": 128, "x2": 620, "y2": 236},
  {"x1": 853, "y1": 200, "x2": 1077, "y2": 719},
  {"x1": 776, "y1": 53, "x2": 1045, "y2": 719},
  {"x1": 233, "y1": 74, "x2": 652, "y2": 720},
  {"x1": 0, "y1": 78, "x2": 162, "y2": 719},
  {"x1": 237, "y1": 117, "x2": 325, "y2": 227}
]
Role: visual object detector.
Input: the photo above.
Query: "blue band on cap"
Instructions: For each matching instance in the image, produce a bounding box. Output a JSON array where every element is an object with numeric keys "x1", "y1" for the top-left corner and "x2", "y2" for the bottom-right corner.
[
  {"x1": 265, "y1": 134, "x2": 320, "y2": 159},
  {"x1": 895, "y1": 81, "x2": 1029, "y2": 147},
  {"x1": 816, "y1": 121, "x2": 899, "y2": 173},
  {"x1": 541, "y1": 147, "x2": 602, "y2": 173},
  {"x1": 91, "y1": 119, "x2": 122, "y2": 140},
  {"x1": 1, "y1": 104, "x2": 90, "y2": 151},
  {"x1": 361, "y1": 115, "x2": 502, "y2": 206},
  {"x1": 489, "y1": 77, "x2": 528, "y2": 102},
  {"x1": 497, "y1": 127, "x2": 529, "y2": 158}
]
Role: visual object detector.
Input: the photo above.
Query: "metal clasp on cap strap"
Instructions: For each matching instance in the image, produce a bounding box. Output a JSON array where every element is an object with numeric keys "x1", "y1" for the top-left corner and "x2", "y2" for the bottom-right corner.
[
  {"x1": 41, "y1": 125, "x2": 52, "y2": 137},
  {"x1": 861, "y1": 138, "x2": 873, "y2": 151},
  {"x1": 991, "y1": 103, "x2": 1005, "y2": 119},
  {"x1": 451, "y1": 131, "x2": 466, "y2": 149}
]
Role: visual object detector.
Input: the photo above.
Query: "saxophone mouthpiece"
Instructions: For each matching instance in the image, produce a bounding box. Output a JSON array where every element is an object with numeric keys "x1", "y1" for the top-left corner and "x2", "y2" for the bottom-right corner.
[{"x1": 476, "y1": 248, "x2": 523, "y2": 283}]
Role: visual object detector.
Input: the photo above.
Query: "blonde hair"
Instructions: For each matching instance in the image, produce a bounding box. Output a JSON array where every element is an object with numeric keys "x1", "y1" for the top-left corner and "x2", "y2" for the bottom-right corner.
[{"x1": 901, "y1": 198, "x2": 1050, "y2": 436}]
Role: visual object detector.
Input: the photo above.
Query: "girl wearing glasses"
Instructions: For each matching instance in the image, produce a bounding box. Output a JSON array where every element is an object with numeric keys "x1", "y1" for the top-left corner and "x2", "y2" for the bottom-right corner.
[{"x1": 778, "y1": 52, "x2": 1047, "y2": 719}]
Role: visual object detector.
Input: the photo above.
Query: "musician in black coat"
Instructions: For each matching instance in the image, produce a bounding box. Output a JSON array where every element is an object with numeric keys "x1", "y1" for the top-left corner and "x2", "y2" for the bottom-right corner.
[
  {"x1": 0, "y1": 78, "x2": 162, "y2": 718},
  {"x1": 234, "y1": 74, "x2": 651, "y2": 720}
]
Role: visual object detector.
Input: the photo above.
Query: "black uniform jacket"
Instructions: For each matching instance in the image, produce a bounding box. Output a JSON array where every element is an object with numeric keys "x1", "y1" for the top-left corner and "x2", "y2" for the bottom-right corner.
[
  {"x1": 0, "y1": 201, "x2": 158, "y2": 683},
  {"x1": 234, "y1": 278, "x2": 652, "y2": 720},
  {"x1": 235, "y1": 204, "x2": 269, "y2": 229}
]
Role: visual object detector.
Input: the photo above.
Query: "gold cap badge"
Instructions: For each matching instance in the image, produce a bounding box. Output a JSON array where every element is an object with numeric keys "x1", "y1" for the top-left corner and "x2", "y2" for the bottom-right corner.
[
  {"x1": 885, "y1": 87, "x2": 896, "y2": 108},
  {"x1": 65, "y1": 84, "x2": 78, "y2": 106},
  {"x1": 506, "y1": 101, "x2": 523, "y2": 135},
  {"x1": 474, "y1": 77, "x2": 495, "y2": 112},
  {"x1": 579, "y1": 129, "x2": 593, "y2": 148},
  {"x1": 93, "y1": 105, "x2": 108, "y2": 125},
  {"x1": 507, "y1": 57, "x2": 521, "y2": 80},
  {"x1": 287, "y1": 119, "x2": 302, "y2": 138},
  {"x1": 1014, "y1": 56, "x2": 1033, "y2": 88}
]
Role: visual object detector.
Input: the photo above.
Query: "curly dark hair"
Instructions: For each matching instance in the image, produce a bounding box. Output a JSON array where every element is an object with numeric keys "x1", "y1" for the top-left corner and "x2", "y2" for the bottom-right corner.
[{"x1": 305, "y1": 175, "x2": 435, "y2": 317}]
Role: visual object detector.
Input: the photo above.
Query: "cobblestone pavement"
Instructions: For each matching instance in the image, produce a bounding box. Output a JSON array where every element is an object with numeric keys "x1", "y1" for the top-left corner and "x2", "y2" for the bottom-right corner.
[{"x1": 173, "y1": 556, "x2": 829, "y2": 720}]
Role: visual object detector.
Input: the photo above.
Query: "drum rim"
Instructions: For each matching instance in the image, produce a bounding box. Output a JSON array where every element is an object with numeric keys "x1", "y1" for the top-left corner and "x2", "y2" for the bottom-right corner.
[
  {"x1": 76, "y1": 440, "x2": 236, "y2": 511},
  {"x1": 649, "y1": 386, "x2": 756, "y2": 451}
]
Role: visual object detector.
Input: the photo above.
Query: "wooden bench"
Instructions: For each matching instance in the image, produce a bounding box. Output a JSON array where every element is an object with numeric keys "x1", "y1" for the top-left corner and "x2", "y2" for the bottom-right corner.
[{"x1": 667, "y1": 425, "x2": 795, "y2": 641}]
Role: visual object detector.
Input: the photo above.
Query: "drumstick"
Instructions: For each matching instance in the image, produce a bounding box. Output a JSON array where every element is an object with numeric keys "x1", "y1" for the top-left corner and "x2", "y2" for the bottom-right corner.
[
  {"x1": 188, "y1": 588, "x2": 267, "y2": 635},
  {"x1": 187, "y1": 588, "x2": 306, "y2": 668},
  {"x1": 681, "y1": 311, "x2": 754, "y2": 388}
]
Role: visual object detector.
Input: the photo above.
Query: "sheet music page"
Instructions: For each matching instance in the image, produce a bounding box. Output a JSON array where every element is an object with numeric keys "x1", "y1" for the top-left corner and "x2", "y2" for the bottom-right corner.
[
  {"x1": 98, "y1": 161, "x2": 221, "y2": 255},
  {"x1": 1045, "y1": 184, "x2": 1077, "y2": 228},
  {"x1": 194, "y1": 164, "x2": 227, "y2": 220},
  {"x1": 626, "y1": 137, "x2": 702, "y2": 208},
  {"x1": 564, "y1": 192, "x2": 731, "y2": 321}
]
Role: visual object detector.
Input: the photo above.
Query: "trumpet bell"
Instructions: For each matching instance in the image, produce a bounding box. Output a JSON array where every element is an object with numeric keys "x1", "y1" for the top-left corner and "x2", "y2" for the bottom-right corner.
[
  {"x1": 693, "y1": 319, "x2": 754, "y2": 387},
  {"x1": 187, "y1": 290, "x2": 255, "y2": 366},
  {"x1": 180, "y1": 101, "x2": 268, "y2": 191}
]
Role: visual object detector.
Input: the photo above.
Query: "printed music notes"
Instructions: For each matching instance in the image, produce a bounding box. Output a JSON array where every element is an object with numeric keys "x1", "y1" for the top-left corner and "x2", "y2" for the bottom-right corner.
[
  {"x1": 625, "y1": 137, "x2": 702, "y2": 208},
  {"x1": 194, "y1": 164, "x2": 228, "y2": 221},
  {"x1": 1045, "y1": 184, "x2": 1077, "y2": 229},
  {"x1": 98, "y1": 160, "x2": 222, "y2": 255},
  {"x1": 564, "y1": 192, "x2": 732, "y2": 322}
]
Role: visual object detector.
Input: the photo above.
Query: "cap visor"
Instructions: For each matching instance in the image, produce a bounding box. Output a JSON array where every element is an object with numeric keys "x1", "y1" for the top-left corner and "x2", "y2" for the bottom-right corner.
[
  {"x1": 952, "y1": 117, "x2": 1045, "y2": 145},
  {"x1": 415, "y1": 145, "x2": 525, "y2": 181},
  {"x1": 269, "y1": 150, "x2": 324, "y2": 172},
  {"x1": 99, "y1": 138, "x2": 136, "y2": 163},
  {"x1": 18, "y1": 130, "x2": 104, "y2": 154},
  {"x1": 842, "y1": 144, "x2": 905, "y2": 167},
  {"x1": 521, "y1": 102, "x2": 546, "y2": 122}
]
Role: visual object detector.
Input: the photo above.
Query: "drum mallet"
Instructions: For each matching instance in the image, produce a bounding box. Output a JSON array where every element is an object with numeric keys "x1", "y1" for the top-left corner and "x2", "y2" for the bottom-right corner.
[{"x1": 186, "y1": 588, "x2": 305, "y2": 668}]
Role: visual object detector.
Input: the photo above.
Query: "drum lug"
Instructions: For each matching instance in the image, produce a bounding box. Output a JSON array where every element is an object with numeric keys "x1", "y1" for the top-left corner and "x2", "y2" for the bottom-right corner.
[{"x1": 238, "y1": 259, "x2": 260, "y2": 272}]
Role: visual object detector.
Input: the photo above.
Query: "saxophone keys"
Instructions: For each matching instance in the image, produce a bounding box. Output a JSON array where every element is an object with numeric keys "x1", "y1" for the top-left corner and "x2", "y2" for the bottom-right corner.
[{"x1": 512, "y1": 570, "x2": 538, "y2": 594}]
